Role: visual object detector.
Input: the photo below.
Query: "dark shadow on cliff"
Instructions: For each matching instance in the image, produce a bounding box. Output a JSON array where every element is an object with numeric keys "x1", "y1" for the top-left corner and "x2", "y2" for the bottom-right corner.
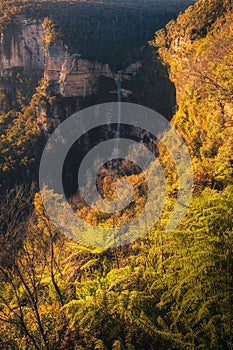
[
  {"x1": 75, "y1": 48, "x2": 177, "y2": 120},
  {"x1": 127, "y1": 49, "x2": 177, "y2": 121},
  {"x1": 52, "y1": 51, "x2": 177, "y2": 123}
]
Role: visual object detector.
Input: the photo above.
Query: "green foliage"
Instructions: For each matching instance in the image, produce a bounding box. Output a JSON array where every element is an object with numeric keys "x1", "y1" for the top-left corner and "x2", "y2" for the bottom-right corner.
[
  {"x1": 62, "y1": 186, "x2": 233, "y2": 349},
  {"x1": 148, "y1": 186, "x2": 233, "y2": 349},
  {"x1": 0, "y1": 109, "x2": 39, "y2": 170},
  {"x1": 0, "y1": 76, "x2": 49, "y2": 188},
  {"x1": 0, "y1": 1, "x2": 233, "y2": 349},
  {"x1": 150, "y1": 0, "x2": 233, "y2": 189},
  {"x1": 0, "y1": 0, "x2": 194, "y2": 70},
  {"x1": 42, "y1": 17, "x2": 61, "y2": 47}
]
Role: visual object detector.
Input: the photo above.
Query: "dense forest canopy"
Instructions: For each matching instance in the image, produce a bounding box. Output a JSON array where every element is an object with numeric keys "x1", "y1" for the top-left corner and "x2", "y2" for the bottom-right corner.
[
  {"x1": 0, "y1": 0, "x2": 195, "y2": 68},
  {"x1": 0, "y1": 0, "x2": 233, "y2": 349},
  {"x1": 150, "y1": 0, "x2": 233, "y2": 189}
]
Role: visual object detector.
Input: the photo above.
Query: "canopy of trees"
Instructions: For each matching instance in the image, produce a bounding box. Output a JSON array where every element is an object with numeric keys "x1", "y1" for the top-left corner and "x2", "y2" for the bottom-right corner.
[
  {"x1": 0, "y1": 0, "x2": 233, "y2": 349},
  {"x1": 0, "y1": 0, "x2": 194, "y2": 69}
]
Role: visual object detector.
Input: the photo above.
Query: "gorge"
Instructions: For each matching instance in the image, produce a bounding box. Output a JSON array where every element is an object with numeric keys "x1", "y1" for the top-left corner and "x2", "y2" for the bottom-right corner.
[
  {"x1": 0, "y1": 1, "x2": 233, "y2": 349},
  {"x1": 0, "y1": 0, "x2": 195, "y2": 132}
]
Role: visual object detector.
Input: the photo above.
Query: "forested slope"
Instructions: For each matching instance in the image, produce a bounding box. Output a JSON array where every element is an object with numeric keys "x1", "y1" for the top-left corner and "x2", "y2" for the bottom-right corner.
[
  {"x1": 0, "y1": 0, "x2": 194, "y2": 69},
  {"x1": 150, "y1": 0, "x2": 233, "y2": 189},
  {"x1": 0, "y1": 0, "x2": 232, "y2": 349}
]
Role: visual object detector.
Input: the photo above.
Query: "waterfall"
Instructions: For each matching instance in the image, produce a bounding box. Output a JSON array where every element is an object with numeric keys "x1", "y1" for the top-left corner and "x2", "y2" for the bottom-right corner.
[{"x1": 115, "y1": 70, "x2": 122, "y2": 153}]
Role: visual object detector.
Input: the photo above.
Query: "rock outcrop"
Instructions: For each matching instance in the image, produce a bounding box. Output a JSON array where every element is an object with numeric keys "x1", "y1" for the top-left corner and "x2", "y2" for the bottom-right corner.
[
  {"x1": 0, "y1": 14, "x2": 175, "y2": 130},
  {"x1": 46, "y1": 47, "x2": 114, "y2": 98},
  {"x1": 0, "y1": 14, "x2": 142, "y2": 126},
  {"x1": 0, "y1": 15, "x2": 116, "y2": 99},
  {"x1": 0, "y1": 15, "x2": 44, "y2": 75}
]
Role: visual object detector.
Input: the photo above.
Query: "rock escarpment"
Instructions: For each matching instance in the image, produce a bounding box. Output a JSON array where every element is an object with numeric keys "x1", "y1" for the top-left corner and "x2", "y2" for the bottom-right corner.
[
  {"x1": 45, "y1": 47, "x2": 114, "y2": 98},
  {"x1": 0, "y1": 15, "x2": 144, "y2": 129},
  {"x1": 0, "y1": 15, "x2": 116, "y2": 98},
  {"x1": 150, "y1": 0, "x2": 233, "y2": 188},
  {"x1": 0, "y1": 13, "x2": 177, "y2": 131},
  {"x1": 0, "y1": 15, "x2": 44, "y2": 75}
]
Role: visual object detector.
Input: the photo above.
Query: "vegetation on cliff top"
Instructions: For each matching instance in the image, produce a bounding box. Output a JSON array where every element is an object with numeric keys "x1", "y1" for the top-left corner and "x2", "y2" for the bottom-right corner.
[
  {"x1": 0, "y1": 0, "x2": 195, "y2": 69},
  {"x1": 150, "y1": 0, "x2": 233, "y2": 189},
  {"x1": 0, "y1": 0, "x2": 233, "y2": 349}
]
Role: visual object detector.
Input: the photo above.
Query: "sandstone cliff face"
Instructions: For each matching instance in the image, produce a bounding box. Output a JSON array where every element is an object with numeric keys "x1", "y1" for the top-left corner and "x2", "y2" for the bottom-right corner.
[
  {"x1": 0, "y1": 15, "x2": 122, "y2": 130},
  {"x1": 0, "y1": 15, "x2": 116, "y2": 100},
  {"x1": 0, "y1": 15, "x2": 44, "y2": 75},
  {"x1": 46, "y1": 47, "x2": 114, "y2": 98},
  {"x1": 0, "y1": 14, "x2": 175, "y2": 132}
]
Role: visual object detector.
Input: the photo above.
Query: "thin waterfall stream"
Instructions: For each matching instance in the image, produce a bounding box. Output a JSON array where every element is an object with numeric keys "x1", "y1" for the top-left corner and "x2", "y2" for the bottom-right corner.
[{"x1": 115, "y1": 70, "x2": 122, "y2": 153}]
